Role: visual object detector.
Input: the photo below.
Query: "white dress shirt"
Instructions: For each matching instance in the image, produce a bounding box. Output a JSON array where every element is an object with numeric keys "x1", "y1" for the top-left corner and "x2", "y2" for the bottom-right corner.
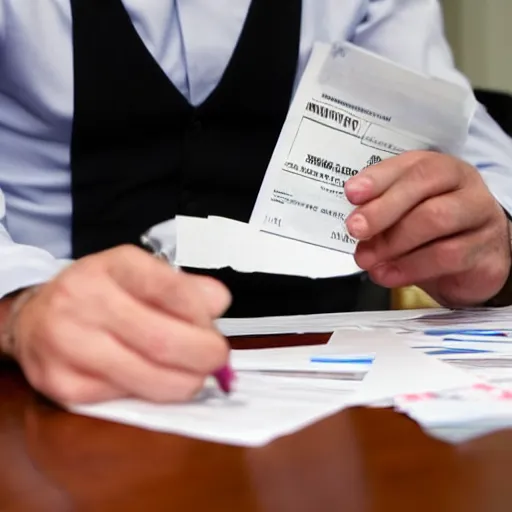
[{"x1": 0, "y1": 0, "x2": 512, "y2": 297}]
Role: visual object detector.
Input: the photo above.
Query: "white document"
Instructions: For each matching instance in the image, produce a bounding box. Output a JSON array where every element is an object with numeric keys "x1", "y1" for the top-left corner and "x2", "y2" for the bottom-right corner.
[
  {"x1": 249, "y1": 42, "x2": 476, "y2": 254},
  {"x1": 385, "y1": 306, "x2": 512, "y2": 333},
  {"x1": 382, "y1": 324, "x2": 512, "y2": 443},
  {"x1": 327, "y1": 329, "x2": 480, "y2": 403},
  {"x1": 231, "y1": 344, "x2": 373, "y2": 382},
  {"x1": 173, "y1": 215, "x2": 361, "y2": 278},
  {"x1": 394, "y1": 383, "x2": 512, "y2": 444},
  {"x1": 217, "y1": 308, "x2": 431, "y2": 337},
  {"x1": 70, "y1": 372, "x2": 363, "y2": 447}
]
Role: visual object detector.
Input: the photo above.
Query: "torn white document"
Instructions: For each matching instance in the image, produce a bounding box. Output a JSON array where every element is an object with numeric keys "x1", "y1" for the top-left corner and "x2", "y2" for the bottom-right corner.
[
  {"x1": 249, "y1": 41, "x2": 476, "y2": 254},
  {"x1": 143, "y1": 215, "x2": 361, "y2": 279}
]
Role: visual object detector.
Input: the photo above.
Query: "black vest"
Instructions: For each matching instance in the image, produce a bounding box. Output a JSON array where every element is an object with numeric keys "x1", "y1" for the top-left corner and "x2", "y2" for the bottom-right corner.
[{"x1": 69, "y1": 0, "x2": 366, "y2": 317}]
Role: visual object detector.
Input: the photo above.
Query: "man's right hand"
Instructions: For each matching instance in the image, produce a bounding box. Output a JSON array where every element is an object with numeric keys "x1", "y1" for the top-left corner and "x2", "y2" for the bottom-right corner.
[{"x1": 2, "y1": 246, "x2": 232, "y2": 405}]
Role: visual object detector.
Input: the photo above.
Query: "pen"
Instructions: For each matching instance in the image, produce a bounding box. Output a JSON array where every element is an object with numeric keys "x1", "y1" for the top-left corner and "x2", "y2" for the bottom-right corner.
[
  {"x1": 423, "y1": 329, "x2": 510, "y2": 337},
  {"x1": 141, "y1": 233, "x2": 235, "y2": 393},
  {"x1": 213, "y1": 366, "x2": 236, "y2": 394}
]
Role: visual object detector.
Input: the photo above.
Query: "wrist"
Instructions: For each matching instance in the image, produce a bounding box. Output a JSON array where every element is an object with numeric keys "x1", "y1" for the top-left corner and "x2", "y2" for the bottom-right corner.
[
  {"x1": 0, "y1": 286, "x2": 40, "y2": 359},
  {"x1": 485, "y1": 215, "x2": 512, "y2": 307}
]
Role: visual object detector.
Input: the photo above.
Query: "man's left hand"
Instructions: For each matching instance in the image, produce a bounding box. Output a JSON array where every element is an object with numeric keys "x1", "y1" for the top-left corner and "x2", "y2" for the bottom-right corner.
[{"x1": 344, "y1": 151, "x2": 511, "y2": 307}]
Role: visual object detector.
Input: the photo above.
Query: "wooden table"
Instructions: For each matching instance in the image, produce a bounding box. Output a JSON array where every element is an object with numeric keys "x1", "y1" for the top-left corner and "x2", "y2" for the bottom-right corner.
[{"x1": 1, "y1": 333, "x2": 512, "y2": 512}]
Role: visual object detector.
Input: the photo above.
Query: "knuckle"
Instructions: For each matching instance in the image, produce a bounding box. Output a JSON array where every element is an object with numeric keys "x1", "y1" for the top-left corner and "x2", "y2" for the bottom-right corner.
[
  {"x1": 421, "y1": 200, "x2": 450, "y2": 232},
  {"x1": 114, "y1": 244, "x2": 145, "y2": 263},
  {"x1": 434, "y1": 240, "x2": 465, "y2": 272},
  {"x1": 96, "y1": 244, "x2": 147, "y2": 278},
  {"x1": 139, "y1": 263, "x2": 180, "y2": 301},
  {"x1": 411, "y1": 154, "x2": 459, "y2": 191},
  {"x1": 410, "y1": 157, "x2": 433, "y2": 184},
  {"x1": 37, "y1": 316, "x2": 65, "y2": 347},
  {"x1": 47, "y1": 273, "x2": 86, "y2": 314},
  {"x1": 149, "y1": 269, "x2": 181, "y2": 298}
]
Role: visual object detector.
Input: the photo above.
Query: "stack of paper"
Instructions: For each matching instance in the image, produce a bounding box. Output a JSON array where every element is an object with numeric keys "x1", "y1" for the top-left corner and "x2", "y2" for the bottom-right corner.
[
  {"x1": 217, "y1": 308, "x2": 431, "y2": 337},
  {"x1": 382, "y1": 323, "x2": 512, "y2": 442},
  {"x1": 69, "y1": 329, "x2": 482, "y2": 447},
  {"x1": 395, "y1": 385, "x2": 512, "y2": 444}
]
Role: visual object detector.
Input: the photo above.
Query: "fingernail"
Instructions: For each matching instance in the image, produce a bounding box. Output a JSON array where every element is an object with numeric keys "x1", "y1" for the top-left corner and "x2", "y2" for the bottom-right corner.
[
  {"x1": 372, "y1": 263, "x2": 402, "y2": 284},
  {"x1": 344, "y1": 177, "x2": 372, "y2": 203},
  {"x1": 346, "y1": 214, "x2": 368, "y2": 239},
  {"x1": 354, "y1": 246, "x2": 376, "y2": 270}
]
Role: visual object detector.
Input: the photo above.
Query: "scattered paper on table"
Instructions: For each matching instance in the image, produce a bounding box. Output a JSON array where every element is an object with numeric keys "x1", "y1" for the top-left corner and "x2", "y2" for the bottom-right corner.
[
  {"x1": 69, "y1": 310, "x2": 512, "y2": 446},
  {"x1": 327, "y1": 330, "x2": 480, "y2": 404}
]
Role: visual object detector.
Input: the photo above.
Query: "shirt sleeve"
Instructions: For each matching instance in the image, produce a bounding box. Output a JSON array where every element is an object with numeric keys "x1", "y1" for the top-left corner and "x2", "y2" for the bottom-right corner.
[
  {"x1": 0, "y1": 3, "x2": 72, "y2": 298},
  {"x1": 353, "y1": 0, "x2": 512, "y2": 216},
  {"x1": 0, "y1": 191, "x2": 70, "y2": 298}
]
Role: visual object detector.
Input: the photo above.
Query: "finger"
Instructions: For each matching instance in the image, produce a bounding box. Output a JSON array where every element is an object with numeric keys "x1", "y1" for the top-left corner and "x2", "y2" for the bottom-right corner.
[
  {"x1": 188, "y1": 274, "x2": 233, "y2": 318},
  {"x1": 44, "y1": 289, "x2": 230, "y2": 379},
  {"x1": 24, "y1": 360, "x2": 124, "y2": 406},
  {"x1": 346, "y1": 155, "x2": 464, "y2": 240},
  {"x1": 83, "y1": 280, "x2": 229, "y2": 372},
  {"x1": 420, "y1": 253, "x2": 509, "y2": 308},
  {"x1": 344, "y1": 151, "x2": 433, "y2": 205},
  {"x1": 367, "y1": 229, "x2": 488, "y2": 288},
  {"x1": 97, "y1": 246, "x2": 231, "y2": 324},
  {"x1": 54, "y1": 327, "x2": 211, "y2": 403},
  {"x1": 355, "y1": 191, "x2": 487, "y2": 269}
]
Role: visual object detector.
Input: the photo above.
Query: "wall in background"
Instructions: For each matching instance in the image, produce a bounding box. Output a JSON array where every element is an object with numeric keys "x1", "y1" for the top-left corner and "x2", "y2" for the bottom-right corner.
[{"x1": 441, "y1": 0, "x2": 512, "y2": 93}]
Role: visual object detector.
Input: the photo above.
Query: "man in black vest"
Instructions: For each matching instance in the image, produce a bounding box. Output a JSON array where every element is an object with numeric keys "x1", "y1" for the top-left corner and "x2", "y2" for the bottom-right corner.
[{"x1": 0, "y1": 0, "x2": 512, "y2": 405}]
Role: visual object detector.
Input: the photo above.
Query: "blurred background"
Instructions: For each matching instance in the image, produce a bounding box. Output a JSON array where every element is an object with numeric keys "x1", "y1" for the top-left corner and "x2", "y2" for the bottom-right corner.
[{"x1": 442, "y1": 0, "x2": 511, "y2": 93}]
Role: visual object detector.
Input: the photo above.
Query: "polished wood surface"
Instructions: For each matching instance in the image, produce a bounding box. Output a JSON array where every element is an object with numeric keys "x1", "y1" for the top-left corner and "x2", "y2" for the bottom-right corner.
[{"x1": 1, "y1": 334, "x2": 512, "y2": 511}]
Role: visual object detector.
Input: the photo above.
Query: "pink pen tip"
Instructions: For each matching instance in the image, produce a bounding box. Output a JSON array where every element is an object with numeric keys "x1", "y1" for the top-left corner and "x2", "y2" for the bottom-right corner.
[{"x1": 214, "y1": 366, "x2": 236, "y2": 394}]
